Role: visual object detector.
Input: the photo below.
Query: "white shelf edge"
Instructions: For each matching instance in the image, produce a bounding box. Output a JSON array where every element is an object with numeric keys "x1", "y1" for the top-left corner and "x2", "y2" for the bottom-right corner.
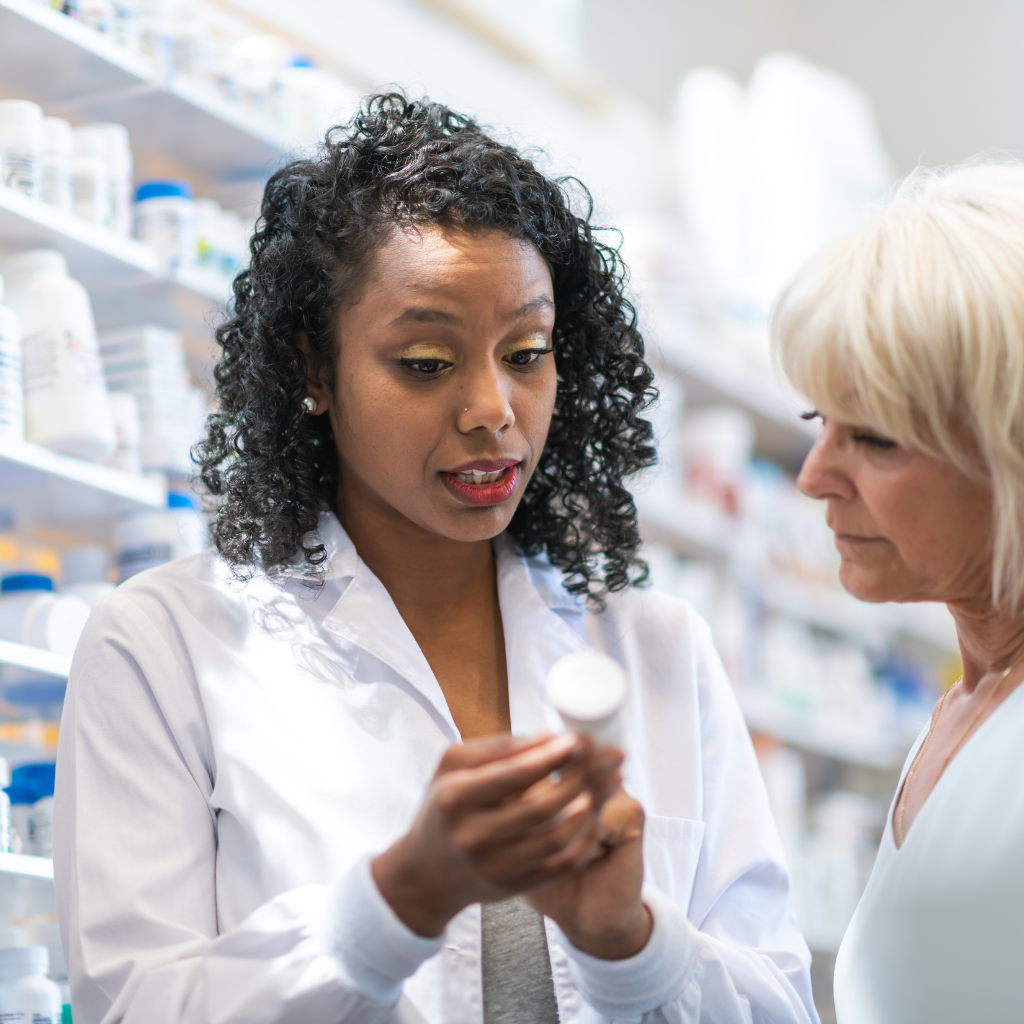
[
  {"x1": 0, "y1": 438, "x2": 166, "y2": 508},
  {"x1": 0, "y1": 641, "x2": 70, "y2": 680},
  {"x1": 165, "y1": 75, "x2": 291, "y2": 154},
  {"x1": 0, "y1": 185, "x2": 158, "y2": 273},
  {"x1": 0, "y1": 851, "x2": 53, "y2": 881},
  {"x1": 0, "y1": 0, "x2": 152, "y2": 83}
]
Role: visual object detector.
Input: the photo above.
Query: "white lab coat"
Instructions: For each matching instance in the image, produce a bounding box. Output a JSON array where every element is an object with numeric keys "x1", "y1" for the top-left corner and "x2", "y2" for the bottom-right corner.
[{"x1": 55, "y1": 512, "x2": 817, "y2": 1024}]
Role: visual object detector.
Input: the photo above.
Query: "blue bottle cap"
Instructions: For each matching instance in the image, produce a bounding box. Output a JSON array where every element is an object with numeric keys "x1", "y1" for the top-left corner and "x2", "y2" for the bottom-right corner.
[
  {"x1": 1, "y1": 574, "x2": 54, "y2": 594},
  {"x1": 168, "y1": 491, "x2": 198, "y2": 510},
  {"x1": 11, "y1": 763, "x2": 56, "y2": 801},
  {"x1": 136, "y1": 179, "x2": 194, "y2": 202},
  {"x1": 3, "y1": 784, "x2": 37, "y2": 806}
]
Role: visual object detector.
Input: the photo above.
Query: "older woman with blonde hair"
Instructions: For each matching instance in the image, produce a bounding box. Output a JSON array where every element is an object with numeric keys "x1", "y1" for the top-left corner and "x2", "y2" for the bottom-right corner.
[{"x1": 773, "y1": 161, "x2": 1024, "y2": 1023}]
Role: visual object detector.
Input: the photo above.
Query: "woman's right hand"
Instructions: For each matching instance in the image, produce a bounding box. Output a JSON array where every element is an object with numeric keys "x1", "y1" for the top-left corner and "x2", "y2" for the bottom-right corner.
[{"x1": 371, "y1": 733, "x2": 622, "y2": 937}]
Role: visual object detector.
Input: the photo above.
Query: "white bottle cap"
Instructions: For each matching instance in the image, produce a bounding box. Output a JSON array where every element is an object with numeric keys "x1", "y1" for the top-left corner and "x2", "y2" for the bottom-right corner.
[
  {"x1": 0, "y1": 273, "x2": 4, "y2": 305},
  {"x1": 0, "y1": 945, "x2": 49, "y2": 980},
  {"x1": 0, "y1": 249, "x2": 69, "y2": 285},
  {"x1": 546, "y1": 652, "x2": 627, "y2": 747},
  {"x1": 42, "y1": 116, "x2": 74, "y2": 156}
]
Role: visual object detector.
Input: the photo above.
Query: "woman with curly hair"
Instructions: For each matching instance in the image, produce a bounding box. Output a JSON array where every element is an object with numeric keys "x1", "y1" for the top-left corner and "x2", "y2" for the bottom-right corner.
[{"x1": 54, "y1": 94, "x2": 815, "y2": 1024}]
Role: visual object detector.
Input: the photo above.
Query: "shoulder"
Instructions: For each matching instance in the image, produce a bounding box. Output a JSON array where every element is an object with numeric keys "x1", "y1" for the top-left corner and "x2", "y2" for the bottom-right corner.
[
  {"x1": 590, "y1": 583, "x2": 716, "y2": 661},
  {"x1": 79, "y1": 551, "x2": 268, "y2": 662}
]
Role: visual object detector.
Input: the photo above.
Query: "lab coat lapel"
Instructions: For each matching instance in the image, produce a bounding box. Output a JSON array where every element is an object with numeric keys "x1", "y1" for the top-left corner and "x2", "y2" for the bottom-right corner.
[
  {"x1": 495, "y1": 537, "x2": 593, "y2": 738},
  {"x1": 311, "y1": 515, "x2": 461, "y2": 739}
]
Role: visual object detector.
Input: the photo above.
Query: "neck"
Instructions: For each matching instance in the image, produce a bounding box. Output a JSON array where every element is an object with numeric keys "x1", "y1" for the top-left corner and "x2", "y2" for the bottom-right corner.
[
  {"x1": 337, "y1": 489, "x2": 498, "y2": 633},
  {"x1": 947, "y1": 597, "x2": 1024, "y2": 692}
]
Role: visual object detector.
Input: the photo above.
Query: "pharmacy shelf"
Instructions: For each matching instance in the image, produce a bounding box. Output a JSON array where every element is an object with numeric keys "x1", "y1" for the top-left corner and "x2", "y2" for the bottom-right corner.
[
  {"x1": 0, "y1": 187, "x2": 231, "y2": 336},
  {"x1": 658, "y1": 332, "x2": 817, "y2": 471},
  {"x1": 0, "y1": 437, "x2": 165, "y2": 528},
  {"x1": 0, "y1": 852, "x2": 53, "y2": 882},
  {"x1": 639, "y1": 492, "x2": 960, "y2": 652},
  {"x1": 0, "y1": 0, "x2": 290, "y2": 186},
  {"x1": 0, "y1": 642, "x2": 70, "y2": 681},
  {"x1": 0, "y1": 0, "x2": 150, "y2": 103},
  {"x1": 738, "y1": 690, "x2": 915, "y2": 771}
]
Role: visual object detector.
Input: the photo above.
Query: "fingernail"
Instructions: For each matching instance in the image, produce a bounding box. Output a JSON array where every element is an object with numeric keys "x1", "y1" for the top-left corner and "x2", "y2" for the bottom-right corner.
[
  {"x1": 549, "y1": 732, "x2": 580, "y2": 755},
  {"x1": 599, "y1": 749, "x2": 623, "y2": 770}
]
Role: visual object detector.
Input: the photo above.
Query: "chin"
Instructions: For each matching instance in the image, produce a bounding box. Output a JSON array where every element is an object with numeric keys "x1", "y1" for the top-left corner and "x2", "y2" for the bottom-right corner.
[{"x1": 837, "y1": 563, "x2": 904, "y2": 604}]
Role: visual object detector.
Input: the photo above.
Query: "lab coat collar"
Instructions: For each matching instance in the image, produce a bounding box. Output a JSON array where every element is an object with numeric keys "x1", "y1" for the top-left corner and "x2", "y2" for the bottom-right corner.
[{"x1": 302, "y1": 512, "x2": 592, "y2": 740}]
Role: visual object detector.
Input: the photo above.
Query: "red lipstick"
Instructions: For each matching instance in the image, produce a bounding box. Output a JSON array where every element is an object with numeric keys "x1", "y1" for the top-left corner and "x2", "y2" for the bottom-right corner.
[{"x1": 440, "y1": 459, "x2": 522, "y2": 506}]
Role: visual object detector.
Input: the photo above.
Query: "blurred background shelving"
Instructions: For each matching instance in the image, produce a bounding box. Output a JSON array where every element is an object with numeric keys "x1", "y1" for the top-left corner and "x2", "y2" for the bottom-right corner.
[{"x1": 4, "y1": 0, "x2": 1009, "y2": 1020}]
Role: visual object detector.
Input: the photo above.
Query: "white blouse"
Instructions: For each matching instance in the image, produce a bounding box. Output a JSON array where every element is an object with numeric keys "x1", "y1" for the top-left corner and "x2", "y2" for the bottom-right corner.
[
  {"x1": 835, "y1": 680, "x2": 1024, "y2": 1023},
  {"x1": 55, "y1": 512, "x2": 816, "y2": 1024}
]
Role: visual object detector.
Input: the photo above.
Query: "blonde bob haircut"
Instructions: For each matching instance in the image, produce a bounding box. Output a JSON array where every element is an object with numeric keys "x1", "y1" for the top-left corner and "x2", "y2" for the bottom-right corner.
[{"x1": 772, "y1": 161, "x2": 1024, "y2": 612}]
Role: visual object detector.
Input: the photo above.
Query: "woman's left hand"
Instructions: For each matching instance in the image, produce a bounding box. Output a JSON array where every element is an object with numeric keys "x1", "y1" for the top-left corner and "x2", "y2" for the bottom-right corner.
[{"x1": 522, "y1": 784, "x2": 651, "y2": 960}]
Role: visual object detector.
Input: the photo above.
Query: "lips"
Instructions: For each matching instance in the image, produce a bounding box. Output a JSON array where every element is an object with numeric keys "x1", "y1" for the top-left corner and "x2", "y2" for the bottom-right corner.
[{"x1": 440, "y1": 460, "x2": 521, "y2": 507}]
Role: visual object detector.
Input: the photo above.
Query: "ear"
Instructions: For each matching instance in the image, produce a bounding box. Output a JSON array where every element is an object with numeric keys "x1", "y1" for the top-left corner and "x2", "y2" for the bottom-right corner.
[{"x1": 294, "y1": 332, "x2": 331, "y2": 416}]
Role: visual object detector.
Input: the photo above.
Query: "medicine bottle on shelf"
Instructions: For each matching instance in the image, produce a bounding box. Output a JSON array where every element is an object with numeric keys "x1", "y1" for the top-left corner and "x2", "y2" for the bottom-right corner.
[
  {"x1": 0, "y1": 947, "x2": 62, "y2": 1024},
  {"x1": 0, "y1": 249, "x2": 116, "y2": 462},
  {"x1": 0, "y1": 273, "x2": 24, "y2": 444},
  {"x1": 116, "y1": 491, "x2": 207, "y2": 580},
  {"x1": 40, "y1": 117, "x2": 74, "y2": 214},
  {"x1": 134, "y1": 179, "x2": 197, "y2": 275},
  {"x1": 0, "y1": 100, "x2": 43, "y2": 199}
]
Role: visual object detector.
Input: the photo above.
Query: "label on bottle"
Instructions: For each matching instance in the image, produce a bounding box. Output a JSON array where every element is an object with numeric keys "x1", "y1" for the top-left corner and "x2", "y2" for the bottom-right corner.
[
  {"x1": 22, "y1": 327, "x2": 107, "y2": 395},
  {"x1": 1, "y1": 150, "x2": 39, "y2": 197},
  {"x1": 0, "y1": 326, "x2": 23, "y2": 440}
]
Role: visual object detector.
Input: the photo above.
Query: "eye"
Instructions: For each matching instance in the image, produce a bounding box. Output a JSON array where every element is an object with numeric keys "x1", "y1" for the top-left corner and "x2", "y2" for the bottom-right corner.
[
  {"x1": 398, "y1": 357, "x2": 453, "y2": 377},
  {"x1": 801, "y1": 410, "x2": 823, "y2": 423},
  {"x1": 504, "y1": 347, "x2": 553, "y2": 368},
  {"x1": 852, "y1": 430, "x2": 898, "y2": 450}
]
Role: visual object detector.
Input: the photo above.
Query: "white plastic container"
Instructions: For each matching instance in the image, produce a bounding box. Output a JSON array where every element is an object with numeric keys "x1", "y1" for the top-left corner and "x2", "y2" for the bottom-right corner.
[
  {"x1": 84, "y1": 122, "x2": 134, "y2": 237},
  {"x1": 79, "y1": 0, "x2": 114, "y2": 34},
  {"x1": 679, "y1": 406, "x2": 756, "y2": 518},
  {"x1": 112, "y1": 0, "x2": 140, "y2": 50},
  {"x1": 546, "y1": 652, "x2": 628, "y2": 748},
  {"x1": 30, "y1": 795, "x2": 53, "y2": 858},
  {"x1": 0, "y1": 575, "x2": 90, "y2": 655},
  {"x1": 61, "y1": 545, "x2": 115, "y2": 609},
  {"x1": 40, "y1": 117, "x2": 73, "y2": 214},
  {"x1": 0, "y1": 100, "x2": 43, "y2": 199},
  {"x1": 194, "y1": 197, "x2": 223, "y2": 272},
  {"x1": 72, "y1": 123, "x2": 112, "y2": 227},
  {"x1": 134, "y1": 179, "x2": 196, "y2": 274},
  {"x1": 0, "y1": 946, "x2": 62, "y2": 1024},
  {"x1": 0, "y1": 274, "x2": 24, "y2": 444},
  {"x1": 0, "y1": 758, "x2": 11, "y2": 855},
  {"x1": 105, "y1": 390, "x2": 142, "y2": 474},
  {"x1": 116, "y1": 491, "x2": 207, "y2": 580},
  {"x1": 0, "y1": 249, "x2": 117, "y2": 461}
]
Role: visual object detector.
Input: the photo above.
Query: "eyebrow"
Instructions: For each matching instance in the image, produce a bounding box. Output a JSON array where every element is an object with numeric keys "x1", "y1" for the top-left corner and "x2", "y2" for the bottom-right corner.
[{"x1": 386, "y1": 295, "x2": 555, "y2": 329}]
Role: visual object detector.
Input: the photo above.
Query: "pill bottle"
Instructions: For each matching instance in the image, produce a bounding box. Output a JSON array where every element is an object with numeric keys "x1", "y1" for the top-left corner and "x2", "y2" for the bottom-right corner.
[
  {"x1": 546, "y1": 652, "x2": 628, "y2": 748},
  {"x1": 194, "y1": 197, "x2": 222, "y2": 272},
  {"x1": 29, "y1": 775, "x2": 55, "y2": 859},
  {"x1": 116, "y1": 491, "x2": 207, "y2": 580},
  {"x1": 0, "y1": 574, "x2": 90, "y2": 655},
  {"x1": 112, "y1": 0, "x2": 139, "y2": 50},
  {"x1": 39, "y1": 118, "x2": 73, "y2": 214},
  {"x1": 0, "y1": 758, "x2": 11, "y2": 854},
  {"x1": 105, "y1": 391, "x2": 142, "y2": 475},
  {"x1": 134, "y1": 179, "x2": 196, "y2": 275},
  {"x1": 61, "y1": 545, "x2": 115, "y2": 609},
  {"x1": 0, "y1": 100, "x2": 43, "y2": 199},
  {"x1": 0, "y1": 274, "x2": 24, "y2": 444},
  {"x1": 78, "y1": 0, "x2": 113, "y2": 34},
  {"x1": 0, "y1": 946, "x2": 62, "y2": 1023},
  {"x1": 0, "y1": 250, "x2": 116, "y2": 462},
  {"x1": 71, "y1": 124, "x2": 111, "y2": 228},
  {"x1": 78, "y1": 123, "x2": 133, "y2": 237},
  {"x1": 5, "y1": 785, "x2": 34, "y2": 855}
]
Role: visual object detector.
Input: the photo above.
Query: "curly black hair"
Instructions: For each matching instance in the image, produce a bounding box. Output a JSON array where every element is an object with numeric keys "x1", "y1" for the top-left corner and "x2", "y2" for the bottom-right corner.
[{"x1": 196, "y1": 92, "x2": 657, "y2": 603}]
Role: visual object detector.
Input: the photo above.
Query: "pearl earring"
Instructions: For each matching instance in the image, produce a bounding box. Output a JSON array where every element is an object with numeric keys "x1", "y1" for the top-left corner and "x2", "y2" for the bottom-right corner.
[{"x1": 302, "y1": 396, "x2": 317, "y2": 414}]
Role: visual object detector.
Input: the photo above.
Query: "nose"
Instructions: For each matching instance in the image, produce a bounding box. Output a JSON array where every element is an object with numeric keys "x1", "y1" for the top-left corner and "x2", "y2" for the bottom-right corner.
[
  {"x1": 797, "y1": 422, "x2": 854, "y2": 501},
  {"x1": 456, "y1": 359, "x2": 515, "y2": 436}
]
